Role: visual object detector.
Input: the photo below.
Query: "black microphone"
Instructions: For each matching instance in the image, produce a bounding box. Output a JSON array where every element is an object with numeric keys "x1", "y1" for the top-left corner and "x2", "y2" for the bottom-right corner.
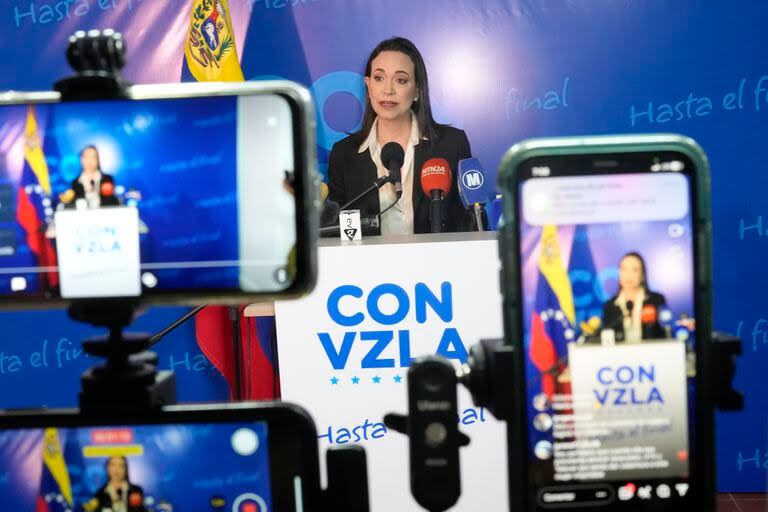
[
  {"x1": 321, "y1": 200, "x2": 341, "y2": 228},
  {"x1": 625, "y1": 300, "x2": 634, "y2": 318},
  {"x1": 381, "y1": 142, "x2": 405, "y2": 198}
]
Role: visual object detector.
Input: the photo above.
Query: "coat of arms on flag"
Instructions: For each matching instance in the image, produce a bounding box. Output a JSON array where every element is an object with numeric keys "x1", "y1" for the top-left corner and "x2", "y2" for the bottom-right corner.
[{"x1": 184, "y1": 0, "x2": 244, "y2": 82}]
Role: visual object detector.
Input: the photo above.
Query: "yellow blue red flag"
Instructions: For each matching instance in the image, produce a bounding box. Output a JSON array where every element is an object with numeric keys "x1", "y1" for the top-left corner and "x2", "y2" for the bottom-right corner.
[
  {"x1": 36, "y1": 428, "x2": 73, "y2": 511},
  {"x1": 529, "y1": 225, "x2": 575, "y2": 396},
  {"x1": 184, "y1": 0, "x2": 244, "y2": 82}
]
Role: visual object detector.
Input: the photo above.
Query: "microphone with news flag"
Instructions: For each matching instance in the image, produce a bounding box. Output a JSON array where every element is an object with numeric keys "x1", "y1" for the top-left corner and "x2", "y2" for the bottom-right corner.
[
  {"x1": 457, "y1": 158, "x2": 492, "y2": 231},
  {"x1": 420, "y1": 157, "x2": 452, "y2": 233}
]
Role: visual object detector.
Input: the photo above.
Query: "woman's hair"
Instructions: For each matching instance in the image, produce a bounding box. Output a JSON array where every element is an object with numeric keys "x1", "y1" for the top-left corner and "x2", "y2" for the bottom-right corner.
[
  {"x1": 79, "y1": 145, "x2": 101, "y2": 171},
  {"x1": 618, "y1": 251, "x2": 649, "y2": 292},
  {"x1": 351, "y1": 37, "x2": 444, "y2": 144},
  {"x1": 105, "y1": 455, "x2": 130, "y2": 483}
]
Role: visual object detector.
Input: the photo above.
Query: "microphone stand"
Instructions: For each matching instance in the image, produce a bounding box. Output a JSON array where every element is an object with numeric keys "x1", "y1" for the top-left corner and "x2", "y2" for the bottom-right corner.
[
  {"x1": 473, "y1": 203, "x2": 485, "y2": 232},
  {"x1": 430, "y1": 190, "x2": 444, "y2": 233},
  {"x1": 339, "y1": 175, "x2": 392, "y2": 211}
]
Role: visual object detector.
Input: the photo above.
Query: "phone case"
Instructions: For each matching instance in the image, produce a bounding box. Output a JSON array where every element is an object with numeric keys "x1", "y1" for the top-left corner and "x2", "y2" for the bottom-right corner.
[{"x1": 496, "y1": 134, "x2": 714, "y2": 511}]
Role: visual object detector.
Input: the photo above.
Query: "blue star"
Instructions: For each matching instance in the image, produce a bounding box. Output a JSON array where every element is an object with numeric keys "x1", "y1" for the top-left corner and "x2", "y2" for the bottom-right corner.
[
  {"x1": 351, "y1": 376, "x2": 360, "y2": 384},
  {"x1": 393, "y1": 375, "x2": 403, "y2": 383},
  {"x1": 372, "y1": 375, "x2": 381, "y2": 384},
  {"x1": 330, "y1": 377, "x2": 339, "y2": 385}
]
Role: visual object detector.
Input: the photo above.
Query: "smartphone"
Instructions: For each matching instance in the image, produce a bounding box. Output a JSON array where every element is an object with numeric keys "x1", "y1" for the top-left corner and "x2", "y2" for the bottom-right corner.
[
  {"x1": 498, "y1": 135, "x2": 713, "y2": 510},
  {"x1": 0, "y1": 81, "x2": 318, "y2": 306},
  {"x1": 0, "y1": 402, "x2": 321, "y2": 511}
]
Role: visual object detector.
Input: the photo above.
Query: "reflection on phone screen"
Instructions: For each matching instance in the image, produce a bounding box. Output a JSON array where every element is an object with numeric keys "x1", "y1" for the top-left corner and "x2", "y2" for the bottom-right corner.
[
  {"x1": 518, "y1": 163, "x2": 696, "y2": 508},
  {"x1": 0, "y1": 422, "x2": 273, "y2": 511}
]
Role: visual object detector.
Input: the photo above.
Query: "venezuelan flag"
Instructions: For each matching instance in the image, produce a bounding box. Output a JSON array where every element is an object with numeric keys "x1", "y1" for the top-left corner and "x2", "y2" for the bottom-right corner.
[
  {"x1": 36, "y1": 429, "x2": 73, "y2": 512},
  {"x1": 529, "y1": 225, "x2": 575, "y2": 396},
  {"x1": 183, "y1": 0, "x2": 244, "y2": 82},
  {"x1": 17, "y1": 105, "x2": 58, "y2": 288}
]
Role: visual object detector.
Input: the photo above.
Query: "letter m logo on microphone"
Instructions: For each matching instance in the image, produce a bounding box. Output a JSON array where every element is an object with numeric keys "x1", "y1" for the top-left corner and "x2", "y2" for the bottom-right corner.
[
  {"x1": 462, "y1": 171, "x2": 484, "y2": 189},
  {"x1": 529, "y1": 225, "x2": 575, "y2": 397}
]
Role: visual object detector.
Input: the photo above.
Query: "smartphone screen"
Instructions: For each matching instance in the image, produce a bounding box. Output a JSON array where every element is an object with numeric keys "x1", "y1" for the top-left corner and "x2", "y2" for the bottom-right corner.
[
  {"x1": 515, "y1": 152, "x2": 698, "y2": 509},
  {"x1": 0, "y1": 92, "x2": 299, "y2": 301},
  {"x1": 0, "y1": 421, "x2": 282, "y2": 511}
]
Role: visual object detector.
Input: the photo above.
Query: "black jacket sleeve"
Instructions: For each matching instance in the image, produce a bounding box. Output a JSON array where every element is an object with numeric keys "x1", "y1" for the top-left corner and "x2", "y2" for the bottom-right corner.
[{"x1": 327, "y1": 141, "x2": 347, "y2": 206}]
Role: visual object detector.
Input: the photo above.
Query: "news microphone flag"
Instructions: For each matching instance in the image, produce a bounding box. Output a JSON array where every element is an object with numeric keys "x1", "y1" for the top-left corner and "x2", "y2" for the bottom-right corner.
[
  {"x1": 17, "y1": 105, "x2": 59, "y2": 289},
  {"x1": 529, "y1": 225, "x2": 575, "y2": 397},
  {"x1": 420, "y1": 158, "x2": 452, "y2": 195},
  {"x1": 457, "y1": 158, "x2": 491, "y2": 208},
  {"x1": 183, "y1": 0, "x2": 244, "y2": 82}
]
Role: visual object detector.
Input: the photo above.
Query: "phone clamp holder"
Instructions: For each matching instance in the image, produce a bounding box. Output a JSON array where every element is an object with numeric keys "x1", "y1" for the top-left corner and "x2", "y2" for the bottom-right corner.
[
  {"x1": 54, "y1": 29, "x2": 131, "y2": 101},
  {"x1": 70, "y1": 299, "x2": 176, "y2": 413},
  {"x1": 384, "y1": 357, "x2": 470, "y2": 512}
]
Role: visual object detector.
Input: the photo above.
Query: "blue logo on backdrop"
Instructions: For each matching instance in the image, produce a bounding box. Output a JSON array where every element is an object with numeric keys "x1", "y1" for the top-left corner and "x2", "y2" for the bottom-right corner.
[
  {"x1": 318, "y1": 281, "x2": 468, "y2": 372},
  {"x1": 461, "y1": 170, "x2": 484, "y2": 190},
  {"x1": 593, "y1": 364, "x2": 664, "y2": 406}
]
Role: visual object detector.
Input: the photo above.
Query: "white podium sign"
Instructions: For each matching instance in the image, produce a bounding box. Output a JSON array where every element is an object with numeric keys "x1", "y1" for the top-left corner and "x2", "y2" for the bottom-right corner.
[
  {"x1": 55, "y1": 207, "x2": 141, "y2": 298},
  {"x1": 564, "y1": 341, "x2": 689, "y2": 481},
  {"x1": 275, "y1": 234, "x2": 508, "y2": 511}
]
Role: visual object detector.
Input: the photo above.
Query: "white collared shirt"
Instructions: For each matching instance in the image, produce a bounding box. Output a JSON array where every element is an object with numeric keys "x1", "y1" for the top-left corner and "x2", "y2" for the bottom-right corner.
[
  {"x1": 358, "y1": 115, "x2": 421, "y2": 236},
  {"x1": 615, "y1": 289, "x2": 646, "y2": 343},
  {"x1": 78, "y1": 171, "x2": 102, "y2": 209}
]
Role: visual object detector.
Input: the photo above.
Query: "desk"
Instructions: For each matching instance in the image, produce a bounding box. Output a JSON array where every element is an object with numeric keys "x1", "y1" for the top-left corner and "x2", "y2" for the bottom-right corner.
[{"x1": 275, "y1": 231, "x2": 508, "y2": 511}]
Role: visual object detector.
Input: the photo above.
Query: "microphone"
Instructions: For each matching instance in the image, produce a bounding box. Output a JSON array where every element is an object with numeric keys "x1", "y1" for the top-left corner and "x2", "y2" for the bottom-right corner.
[
  {"x1": 420, "y1": 157, "x2": 452, "y2": 233},
  {"x1": 59, "y1": 188, "x2": 75, "y2": 204},
  {"x1": 457, "y1": 158, "x2": 492, "y2": 231},
  {"x1": 129, "y1": 491, "x2": 143, "y2": 507},
  {"x1": 100, "y1": 181, "x2": 114, "y2": 196},
  {"x1": 641, "y1": 303, "x2": 660, "y2": 340},
  {"x1": 381, "y1": 142, "x2": 404, "y2": 198},
  {"x1": 641, "y1": 304, "x2": 657, "y2": 324},
  {"x1": 321, "y1": 200, "x2": 341, "y2": 228},
  {"x1": 599, "y1": 300, "x2": 633, "y2": 344}
]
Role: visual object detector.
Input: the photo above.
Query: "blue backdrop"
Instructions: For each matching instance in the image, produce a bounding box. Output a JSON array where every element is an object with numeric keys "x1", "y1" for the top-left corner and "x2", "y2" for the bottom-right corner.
[{"x1": 0, "y1": 0, "x2": 765, "y2": 491}]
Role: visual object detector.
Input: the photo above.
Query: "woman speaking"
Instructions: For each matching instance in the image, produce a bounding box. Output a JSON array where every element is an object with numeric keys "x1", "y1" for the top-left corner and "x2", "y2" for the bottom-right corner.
[
  {"x1": 85, "y1": 456, "x2": 146, "y2": 512},
  {"x1": 327, "y1": 37, "x2": 472, "y2": 235},
  {"x1": 603, "y1": 252, "x2": 667, "y2": 343},
  {"x1": 65, "y1": 145, "x2": 120, "y2": 209}
]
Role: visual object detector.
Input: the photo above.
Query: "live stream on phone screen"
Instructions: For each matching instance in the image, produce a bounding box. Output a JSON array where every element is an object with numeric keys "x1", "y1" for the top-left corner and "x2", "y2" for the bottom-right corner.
[
  {"x1": 518, "y1": 169, "x2": 696, "y2": 506},
  {"x1": 0, "y1": 421, "x2": 273, "y2": 510},
  {"x1": 0, "y1": 94, "x2": 296, "y2": 299}
]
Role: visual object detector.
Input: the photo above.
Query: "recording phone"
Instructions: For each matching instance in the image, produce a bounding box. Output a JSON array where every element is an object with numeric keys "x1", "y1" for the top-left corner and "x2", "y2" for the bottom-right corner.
[
  {"x1": 0, "y1": 82, "x2": 316, "y2": 305},
  {"x1": 499, "y1": 136, "x2": 714, "y2": 511},
  {"x1": 0, "y1": 403, "x2": 321, "y2": 511}
]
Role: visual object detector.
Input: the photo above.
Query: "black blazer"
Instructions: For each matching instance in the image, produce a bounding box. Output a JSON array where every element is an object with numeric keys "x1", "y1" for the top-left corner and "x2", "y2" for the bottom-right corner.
[
  {"x1": 71, "y1": 174, "x2": 120, "y2": 207},
  {"x1": 602, "y1": 290, "x2": 667, "y2": 341},
  {"x1": 88, "y1": 483, "x2": 146, "y2": 512},
  {"x1": 327, "y1": 125, "x2": 472, "y2": 235}
]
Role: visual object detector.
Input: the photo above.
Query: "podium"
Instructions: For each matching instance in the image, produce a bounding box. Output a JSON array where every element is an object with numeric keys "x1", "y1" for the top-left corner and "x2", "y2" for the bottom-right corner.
[{"x1": 274, "y1": 231, "x2": 509, "y2": 511}]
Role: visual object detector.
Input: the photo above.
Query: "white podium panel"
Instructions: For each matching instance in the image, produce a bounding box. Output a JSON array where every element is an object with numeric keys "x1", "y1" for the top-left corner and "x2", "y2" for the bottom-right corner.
[
  {"x1": 564, "y1": 341, "x2": 689, "y2": 482},
  {"x1": 275, "y1": 233, "x2": 508, "y2": 511}
]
